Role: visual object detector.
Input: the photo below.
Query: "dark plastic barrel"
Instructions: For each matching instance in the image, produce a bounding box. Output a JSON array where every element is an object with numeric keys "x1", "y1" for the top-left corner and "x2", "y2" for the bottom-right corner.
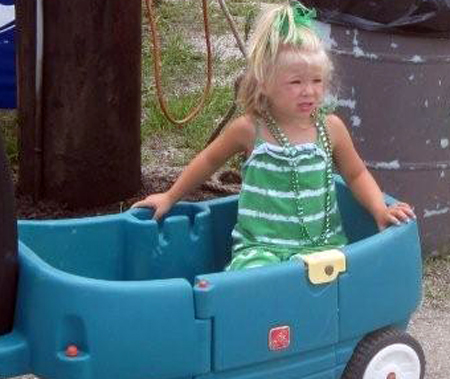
[
  {"x1": 0, "y1": 133, "x2": 18, "y2": 335},
  {"x1": 320, "y1": 23, "x2": 450, "y2": 254}
]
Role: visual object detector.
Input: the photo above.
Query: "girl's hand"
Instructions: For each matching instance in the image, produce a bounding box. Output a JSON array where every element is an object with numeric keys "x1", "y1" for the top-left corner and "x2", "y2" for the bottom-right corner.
[
  {"x1": 375, "y1": 202, "x2": 416, "y2": 231},
  {"x1": 131, "y1": 193, "x2": 174, "y2": 220}
]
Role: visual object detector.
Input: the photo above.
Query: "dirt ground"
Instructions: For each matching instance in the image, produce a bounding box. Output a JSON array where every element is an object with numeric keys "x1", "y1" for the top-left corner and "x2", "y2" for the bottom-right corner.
[
  {"x1": 409, "y1": 257, "x2": 450, "y2": 379},
  {"x1": 14, "y1": 133, "x2": 242, "y2": 220},
  {"x1": 410, "y1": 304, "x2": 450, "y2": 379}
]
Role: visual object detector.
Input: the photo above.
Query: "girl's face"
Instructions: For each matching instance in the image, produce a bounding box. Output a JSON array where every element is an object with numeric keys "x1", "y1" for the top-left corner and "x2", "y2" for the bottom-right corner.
[{"x1": 263, "y1": 61, "x2": 325, "y2": 122}]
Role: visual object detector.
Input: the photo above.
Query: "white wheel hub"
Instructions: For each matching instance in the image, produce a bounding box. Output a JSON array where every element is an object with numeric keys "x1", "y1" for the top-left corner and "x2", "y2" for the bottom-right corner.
[{"x1": 363, "y1": 343, "x2": 422, "y2": 379}]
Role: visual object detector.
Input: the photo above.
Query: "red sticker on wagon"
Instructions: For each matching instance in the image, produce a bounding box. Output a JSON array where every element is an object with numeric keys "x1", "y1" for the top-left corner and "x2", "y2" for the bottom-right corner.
[{"x1": 269, "y1": 326, "x2": 290, "y2": 351}]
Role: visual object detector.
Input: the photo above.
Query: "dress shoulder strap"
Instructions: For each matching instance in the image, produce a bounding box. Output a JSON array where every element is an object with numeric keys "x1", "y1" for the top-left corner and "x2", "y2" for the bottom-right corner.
[
  {"x1": 252, "y1": 117, "x2": 266, "y2": 147},
  {"x1": 315, "y1": 107, "x2": 333, "y2": 159}
]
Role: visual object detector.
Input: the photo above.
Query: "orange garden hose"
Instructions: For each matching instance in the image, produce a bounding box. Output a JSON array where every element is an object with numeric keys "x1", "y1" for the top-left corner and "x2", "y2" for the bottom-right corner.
[{"x1": 145, "y1": 0, "x2": 213, "y2": 127}]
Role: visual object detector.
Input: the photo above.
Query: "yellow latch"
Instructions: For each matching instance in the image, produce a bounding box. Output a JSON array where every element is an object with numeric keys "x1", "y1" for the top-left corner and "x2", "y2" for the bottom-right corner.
[{"x1": 301, "y1": 249, "x2": 346, "y2": 284}]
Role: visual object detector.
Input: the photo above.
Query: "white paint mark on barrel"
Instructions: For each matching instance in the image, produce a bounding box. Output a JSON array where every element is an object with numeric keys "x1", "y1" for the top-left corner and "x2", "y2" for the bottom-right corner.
[{"x1": 424, "y1": 207, "x2": 450, "y2": 218}]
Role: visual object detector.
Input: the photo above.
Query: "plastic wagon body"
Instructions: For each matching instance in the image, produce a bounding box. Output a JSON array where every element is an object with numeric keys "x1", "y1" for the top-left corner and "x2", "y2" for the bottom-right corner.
[{"x1": 0, "y1": 180, "x2": 422, "y2": 379}]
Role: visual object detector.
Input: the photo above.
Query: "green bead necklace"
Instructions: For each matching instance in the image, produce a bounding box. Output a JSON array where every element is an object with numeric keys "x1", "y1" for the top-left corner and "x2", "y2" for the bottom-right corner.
[{"x1": 262, "y1": 108, "x2": 334, "y2": 246}]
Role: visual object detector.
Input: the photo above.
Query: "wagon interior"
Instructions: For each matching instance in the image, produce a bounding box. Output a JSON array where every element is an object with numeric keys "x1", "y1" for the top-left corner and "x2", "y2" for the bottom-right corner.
[{"x1": 18, "y1": 180, "x2": 379, "y2": 283}]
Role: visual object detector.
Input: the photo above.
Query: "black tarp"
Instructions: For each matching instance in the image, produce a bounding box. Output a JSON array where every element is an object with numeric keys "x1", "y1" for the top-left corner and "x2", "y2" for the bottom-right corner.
[{"x1": 303, "y1": 0, "x2": 450, "y2": 36}]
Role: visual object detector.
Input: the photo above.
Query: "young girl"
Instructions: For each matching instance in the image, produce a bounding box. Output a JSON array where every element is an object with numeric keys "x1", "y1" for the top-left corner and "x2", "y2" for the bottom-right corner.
[{"x1": 133, "y1": 1, "x2": 415, "y2": 270}]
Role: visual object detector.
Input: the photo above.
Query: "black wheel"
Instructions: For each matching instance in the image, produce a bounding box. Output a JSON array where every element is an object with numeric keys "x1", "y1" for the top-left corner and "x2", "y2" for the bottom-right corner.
[
  {"x1": 341, "y1": 327, "x2": 425, "y2": 379},
  {"x1": 0, "y1": 133, "x2": 18, "y2": 335}
]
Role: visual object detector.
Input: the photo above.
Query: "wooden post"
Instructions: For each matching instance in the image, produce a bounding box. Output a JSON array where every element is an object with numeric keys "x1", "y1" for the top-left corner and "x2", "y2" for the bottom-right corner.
[{"x1": 17, "y1": 0, "x2": 142, "y2": 207}]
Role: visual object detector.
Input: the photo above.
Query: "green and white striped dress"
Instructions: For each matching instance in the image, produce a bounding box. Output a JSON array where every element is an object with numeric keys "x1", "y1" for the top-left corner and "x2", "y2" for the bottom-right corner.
[{"x1": 227, "y1": 118, "x2": 348, "y2": 270}]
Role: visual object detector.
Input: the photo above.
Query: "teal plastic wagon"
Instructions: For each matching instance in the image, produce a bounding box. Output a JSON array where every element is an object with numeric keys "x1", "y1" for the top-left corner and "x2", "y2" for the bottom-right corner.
[{"x1": 0, "y1": 174, "x2": 425, "y2": 379}]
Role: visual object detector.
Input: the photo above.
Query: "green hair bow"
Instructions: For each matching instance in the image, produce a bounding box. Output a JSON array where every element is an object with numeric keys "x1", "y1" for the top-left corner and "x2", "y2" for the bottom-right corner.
[{"x1": 279, "y1": 1, "x2": 317, "y2": 37}]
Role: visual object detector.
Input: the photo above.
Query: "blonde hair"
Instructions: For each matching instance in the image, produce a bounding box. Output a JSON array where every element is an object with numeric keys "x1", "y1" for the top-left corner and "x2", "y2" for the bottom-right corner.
[{"x1": 238, "y1": 2, "x2": 333, "y2": 117}]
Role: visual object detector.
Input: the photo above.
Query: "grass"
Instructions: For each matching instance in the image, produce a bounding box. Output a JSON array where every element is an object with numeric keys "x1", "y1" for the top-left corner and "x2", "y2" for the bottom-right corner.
[
  {"x1": 151, "y1": 0, "x2": 259, "y2": 36},
  {"x1": 143, "y1": 31, "x2": 206, "y2": 93},
  {"x1": 142, "y1": 85, "x2": 235, "y2": 153},
  {"x1": 0, "y1": 110, "x2": 18, "y2": 164},
  {"x1": 141, "y1": 0, "x2": 253, "y2": 155}
]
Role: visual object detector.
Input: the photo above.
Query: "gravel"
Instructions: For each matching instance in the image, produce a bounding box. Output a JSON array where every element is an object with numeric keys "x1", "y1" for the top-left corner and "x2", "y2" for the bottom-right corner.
[
  {"x1": 409, "y1": 257, "x2": 450, "y2": 379},
  {"x1": 410, "y1": 304, "x2": 450, "y2": 379}
]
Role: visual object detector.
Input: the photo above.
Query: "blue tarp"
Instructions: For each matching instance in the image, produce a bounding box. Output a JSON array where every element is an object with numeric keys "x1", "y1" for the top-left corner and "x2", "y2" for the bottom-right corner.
[{"x1": 0, "y1": 0, "x2": 16, "y2": 109}]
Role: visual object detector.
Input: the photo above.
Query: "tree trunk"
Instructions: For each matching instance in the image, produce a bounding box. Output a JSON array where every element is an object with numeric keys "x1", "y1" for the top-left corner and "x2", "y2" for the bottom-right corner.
[{"x1": 16, "y1": 0, "x2": 142, "y2": 208}]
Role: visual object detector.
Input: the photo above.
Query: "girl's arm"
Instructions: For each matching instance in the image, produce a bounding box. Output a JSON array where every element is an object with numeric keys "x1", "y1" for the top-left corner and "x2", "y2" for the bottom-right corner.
[
  {"x1": 327, "y1": 115, "x2": 415, "y2": 230},
  {"x1": 132, "y1": 116, "x2": 254, "y2": 219}
]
